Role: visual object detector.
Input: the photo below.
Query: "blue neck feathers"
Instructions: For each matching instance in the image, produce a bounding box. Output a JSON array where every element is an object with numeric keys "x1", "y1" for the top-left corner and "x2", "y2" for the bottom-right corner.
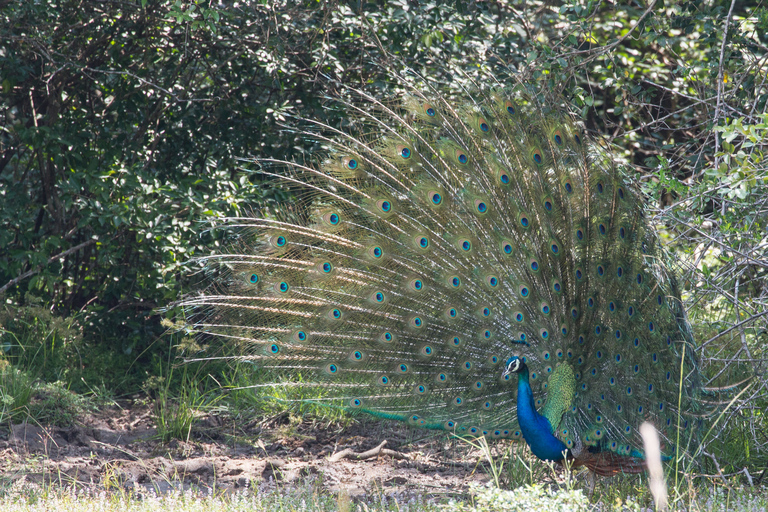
[{"x1": 515, "y1": 364, "x2": 568, "y2": 462}]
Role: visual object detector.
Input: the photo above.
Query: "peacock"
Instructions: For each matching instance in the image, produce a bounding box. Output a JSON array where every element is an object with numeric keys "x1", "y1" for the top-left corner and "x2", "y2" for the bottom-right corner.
[{"x1": 181, "y1": 70, "x2": 704, "y2": 476}]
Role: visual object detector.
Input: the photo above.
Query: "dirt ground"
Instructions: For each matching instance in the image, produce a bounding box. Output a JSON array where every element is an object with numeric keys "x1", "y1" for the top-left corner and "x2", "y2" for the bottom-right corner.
[{"x1": 0, "y1": 400, "x2": 491, "y2": 499}]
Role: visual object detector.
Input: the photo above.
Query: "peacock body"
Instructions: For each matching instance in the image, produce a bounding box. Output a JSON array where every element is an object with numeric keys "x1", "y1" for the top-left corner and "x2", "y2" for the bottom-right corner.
[{"x1": 183, "y1": 75, "x2": 703, "y2": 475}]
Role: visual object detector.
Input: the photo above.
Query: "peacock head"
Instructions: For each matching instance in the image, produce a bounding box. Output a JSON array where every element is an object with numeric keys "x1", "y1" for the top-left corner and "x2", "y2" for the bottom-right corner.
[{"x1": 502, "y1": 356, "x2": 526, "y2": 377}]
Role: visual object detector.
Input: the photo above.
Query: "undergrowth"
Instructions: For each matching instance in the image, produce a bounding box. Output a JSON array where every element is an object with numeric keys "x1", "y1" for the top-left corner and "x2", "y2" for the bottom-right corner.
[
  {"x1": 0, "y1": 366, "x2": 95, "y2": 427},
  {"x1": 0, "y1": 477, "x2": 767, "y2": 512}
]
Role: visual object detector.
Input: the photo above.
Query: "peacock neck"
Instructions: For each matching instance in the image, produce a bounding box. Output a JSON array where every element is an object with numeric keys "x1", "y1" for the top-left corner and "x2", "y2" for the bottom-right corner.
[
  {"x1": 515, "y1": 364, "x2": 568, "y2": 462},
  {"x1": 515, "y1": 365, "x2": 537, "y2": 418}
]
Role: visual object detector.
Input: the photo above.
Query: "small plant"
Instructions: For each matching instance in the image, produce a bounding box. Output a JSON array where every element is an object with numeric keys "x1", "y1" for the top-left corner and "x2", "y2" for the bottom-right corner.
[
  {"x1": 220, "y1": 362, "x2": 354, "y2": 427},
  {"x1": 0, "y1": 364, "x2": 33, "y2": 424},
  {"x1": 0, "y1": 304, "x2": 82, "y2": 385},
  {"x1": 455, "y1": 435, "x2": 510, "y2": 489},
  {"x1": 27, "y1": 382, "x2": 94, "y2": 427},
  {"x1": 154, "y1": 368, "x2": 220, "y2": 443}
]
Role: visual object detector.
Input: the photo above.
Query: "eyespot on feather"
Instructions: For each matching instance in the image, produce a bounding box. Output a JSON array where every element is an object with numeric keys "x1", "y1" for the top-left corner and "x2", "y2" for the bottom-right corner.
[
  {"x1": 457, "y1": 238, "x2": 473, "y2": 252},
  {"x1": 422, "y1": 102, "x2": 437, "y2": 118},
  {"x1": 446, "y1": 275, "x2": 462, "y2": 289},
  {"x1": 419, "y1": 344, "x2": 435, "y2": 357},
  {"x1": 412, "y1": 235, "x2": 430, "y2": 251},
  {"x1": 366, "y1": 245, "x2": 384, "y2": 260},
  {"x1": 323, "y1": 363, "x2": 340, "y2": 376},
  {"x1": 454, "y1": 147, "x2": 469, "y2": 165},
  {"x1": 531, "y1": 148, "x2": 544, "y2": 165},
  {"x1": 269, "y1": 234, "x2": 288, "y2": 249},
  {"x1": 408, "y1": 315, "x2": 425, "y2": 329},
  {"x1": 477, "y1": 306, "x2": 493, "y2": 319},
  {"x1": 348, "y1": 350, "x2": 366, "y2": 363},
  {"x1": 312, "y1": 260, "x2": 333, "y2": 275},
  {"x1": 376, "y1": 198, "x2": 394, "y2": 215},
  {"x1": 475, "y1": 116, "x2": 491, "y2": 134},
  {"x1": 326, "y1": 308, "x2": 343, "y2": 321},
  {"x1": 408, "y1": 277, "x2": 425, "y2": 292},
  {"x1": 368, "y1": 290, "x2": 387, "y2": 305},
  {"x1": 496, "y1": 168, "x2": 511, "y2": 186},
  {"x1": 447, "y1": 335, "x2": 463, "y2": 349},
  {"x1": 443, "y1": 306, "x2": 459, "y2": 321},
  {"x1": 485, "y1": 274, "x2": 499, "y2": 289},
  {"x1": 289, "y1": 329, "x2": 309, "y2": 343},
  {"x1": 396, "y1": 144, "x2": 413, "y2": 160},
  {"x1": 321, "y1": 212, "x2": 342, "y2": 227},
  {"x1": 474, "y1": 199, "x2": 488, "y2": 214},
  {"x1": 427, "y1": 190, "x2": 443, "y2": 206},
  {"x1": 341, "y1": 155, "x2": 359, "y2": 170}
]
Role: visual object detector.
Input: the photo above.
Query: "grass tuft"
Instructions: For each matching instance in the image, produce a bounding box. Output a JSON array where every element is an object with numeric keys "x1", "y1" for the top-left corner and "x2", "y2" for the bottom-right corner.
[{"x1": 0, "y1": 365, "x2": 33, "y2": 424}]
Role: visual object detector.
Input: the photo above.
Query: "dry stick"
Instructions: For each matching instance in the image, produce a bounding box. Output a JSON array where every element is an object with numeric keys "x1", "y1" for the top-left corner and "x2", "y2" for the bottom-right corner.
[
  {"x1": 329, "y1": 440, "x2": 407, "y2": 462},
  {"x1": 700, "y1": 310, "x2": 768, "y2": 350},
  {"x1": 713, "y1": 0, "x2": 737, "y2": 191},
  {"x1": 555, "y1": 0, "x2": 658, "y2": 64},
  {"x1": 0, "y1": 239, "x2": 97, "y2": 295}
]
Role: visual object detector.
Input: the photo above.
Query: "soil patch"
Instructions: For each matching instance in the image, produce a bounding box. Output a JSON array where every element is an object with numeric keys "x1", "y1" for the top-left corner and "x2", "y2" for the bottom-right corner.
[{"x1": 0, "y1": 400, "x2": 490, "y2": 499}]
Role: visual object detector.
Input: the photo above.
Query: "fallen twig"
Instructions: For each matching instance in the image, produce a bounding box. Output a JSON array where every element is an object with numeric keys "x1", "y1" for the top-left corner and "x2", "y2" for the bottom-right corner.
[{"x1": 329, "y1": 440, "x2": 407, "y2": 462}]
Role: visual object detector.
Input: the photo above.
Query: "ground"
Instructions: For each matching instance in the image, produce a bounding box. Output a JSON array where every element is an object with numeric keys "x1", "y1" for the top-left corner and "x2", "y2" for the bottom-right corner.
[{"x1": 0, "y1": 399, "x2": 490, "y2": 499}]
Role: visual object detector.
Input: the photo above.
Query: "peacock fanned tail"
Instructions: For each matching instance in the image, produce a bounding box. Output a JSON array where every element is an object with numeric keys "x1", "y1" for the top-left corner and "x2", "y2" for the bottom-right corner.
[{"x1": 181, "y1": 73, "x2": 704, "y2": 473}]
